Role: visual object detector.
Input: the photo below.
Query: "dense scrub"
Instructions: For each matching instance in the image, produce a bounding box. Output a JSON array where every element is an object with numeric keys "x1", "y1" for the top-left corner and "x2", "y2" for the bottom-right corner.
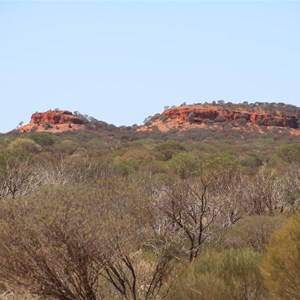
[{"x1": 0, "y1": 126, "x2": 299, "y2": 299}]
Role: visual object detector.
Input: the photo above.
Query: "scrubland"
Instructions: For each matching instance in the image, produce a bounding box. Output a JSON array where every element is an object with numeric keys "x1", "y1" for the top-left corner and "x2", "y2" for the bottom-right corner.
[{"x1": 0, "y1": 121, "x2": 299, "y2": 299}]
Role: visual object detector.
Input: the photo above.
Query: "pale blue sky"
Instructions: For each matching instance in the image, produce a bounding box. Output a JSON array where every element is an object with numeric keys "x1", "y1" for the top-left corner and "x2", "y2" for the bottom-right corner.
[{"x1": 0, "y1": 1, "x2": 300, "y2": 133}]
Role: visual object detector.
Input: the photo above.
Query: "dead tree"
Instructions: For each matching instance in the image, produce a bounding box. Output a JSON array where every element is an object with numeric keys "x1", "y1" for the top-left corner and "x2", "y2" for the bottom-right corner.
[
  {"x1": 158, "y1": 168, "x2": 242, "y2": 262},
  {"x1": 241, "y1": 169, "x2": 290, "y2": 215},
  {"x1": 102, "y1": 242, "x2": 175, "y2": 300},
  {"x1": 0, "y1": 151, "x2": 40, "y2": 199},
  {"x1": 159, "y1": 177, "x2": 218, "y2": 262}
]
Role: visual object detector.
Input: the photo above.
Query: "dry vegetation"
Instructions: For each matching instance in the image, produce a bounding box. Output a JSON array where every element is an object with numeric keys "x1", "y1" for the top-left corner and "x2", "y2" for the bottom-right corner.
[{"x1": 0, "y1": 103, "x2": 300, "y2": 299}]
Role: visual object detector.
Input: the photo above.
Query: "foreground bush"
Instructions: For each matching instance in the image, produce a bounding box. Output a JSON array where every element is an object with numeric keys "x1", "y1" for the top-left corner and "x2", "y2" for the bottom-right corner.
[
  {"x1": 0, "y1": 183, "x2": 175, "y2": 300},
  {"x1": 223, "y1": 215, "x2": 287, "y2": 251},
  {"x1": 260, "y1": 214, "x2": 300, "y2": 300},
  {"x1": 0, "y1": 185, "x2": 109, "y2": 299},
  {"x1": 168, "y1": 249, "x2": 266, "y2": 300}
]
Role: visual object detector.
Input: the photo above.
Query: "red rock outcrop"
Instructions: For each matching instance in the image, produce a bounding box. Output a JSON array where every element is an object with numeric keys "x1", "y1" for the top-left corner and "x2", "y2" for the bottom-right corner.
[
  {"x1": 138, "y1": 104, "x2": 300, "y2": 134},
  {"x1": 161, "y1": 105, "x2": 300, "y2": 128},
  {"x1": 29, "y1": 110, "x2": 83, "y2": 126},
  {"x1": 17, "y1": 110, "x2": 84, "y2": 132}
]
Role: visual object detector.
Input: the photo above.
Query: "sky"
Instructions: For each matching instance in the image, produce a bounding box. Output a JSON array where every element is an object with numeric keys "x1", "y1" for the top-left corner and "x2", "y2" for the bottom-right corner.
[{"x1": 0, "y1": 1, "x2": 300, "y2": 133}]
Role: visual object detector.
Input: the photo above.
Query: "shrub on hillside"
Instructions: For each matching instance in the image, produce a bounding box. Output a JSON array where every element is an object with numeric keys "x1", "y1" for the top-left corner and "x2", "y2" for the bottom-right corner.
[
  {"x1": 240, "y1": 155, "x2": 263, "y2": 168},
  {"x1": 28, "y1": 132, "x2": 55, "y2": 146},
  {"x1": 8, "y1": 138, "x2": 41, "y2": 153}
]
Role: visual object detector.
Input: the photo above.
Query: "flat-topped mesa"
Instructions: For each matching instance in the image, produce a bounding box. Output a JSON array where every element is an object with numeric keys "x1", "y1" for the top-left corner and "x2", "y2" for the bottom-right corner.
[
  {"x1": 30, "y1": 110, "x2": 83, "y2": 126},
  {"x1": 17, "y1": 110, "x2": 84, "y2": 132},
  {"x1": 162, "y1": 105, "x2": 300, "y2": 128}
]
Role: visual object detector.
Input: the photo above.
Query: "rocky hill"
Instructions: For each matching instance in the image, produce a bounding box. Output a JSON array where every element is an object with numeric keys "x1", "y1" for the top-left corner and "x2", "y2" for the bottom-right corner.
[
  {"x1": 15, "y1": 102, "x2": 300, "y2": 135},
  {"x1": 141, "y1": 103, "x2": 300, "y2": 134},
  {"x1": 17, "y1": 110, "x2": 84, "y2": 132}
]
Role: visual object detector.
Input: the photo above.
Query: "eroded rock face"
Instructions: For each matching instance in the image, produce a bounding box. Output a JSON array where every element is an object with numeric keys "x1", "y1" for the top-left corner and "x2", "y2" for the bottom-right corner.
[
  {"x1": 17, "y1": 110, "x2": 84, "y2": 132},
  {"x1": 162, "y1": 106, "x2": 300, "y2": 128},
  {"x1": 30, "y1": 110, "x2": 83, "y2": 126}
]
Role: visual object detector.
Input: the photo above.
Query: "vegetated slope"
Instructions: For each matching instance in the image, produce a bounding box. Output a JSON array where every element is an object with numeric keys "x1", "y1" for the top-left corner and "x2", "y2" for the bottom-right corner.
[
  {"x1": 1, "y1": 102, "x2": 300, "y2": 300},
  {"x1": 141, "y1": 101, "x2": 300, "y2": 135}
]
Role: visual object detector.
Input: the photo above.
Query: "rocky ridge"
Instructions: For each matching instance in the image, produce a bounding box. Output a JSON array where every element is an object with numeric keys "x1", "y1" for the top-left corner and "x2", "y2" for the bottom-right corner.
[
  {"x1": 163, "y1": 106, "x2": 299, "y2": 127},
  {"x1": 15, "y1": 103, "x2": 300, "y2": 135},
  {"x1": 141, "y1": 104, "x2": 300, "y2": 134}
]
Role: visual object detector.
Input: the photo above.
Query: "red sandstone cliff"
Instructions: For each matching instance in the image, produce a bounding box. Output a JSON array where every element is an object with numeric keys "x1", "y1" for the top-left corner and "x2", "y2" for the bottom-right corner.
[
  {"x1": 141, "y1": 104, "x2": 300, "y2": 133},
  {"x1": 29, "y1": 110, "x2": 83, "y2": 126},
  {"x1": 17, "y1": 110, "x2": 84, "y2": 132},
  {"x1": 162, "y1": 106, "x2": 299, "y2": 128}
]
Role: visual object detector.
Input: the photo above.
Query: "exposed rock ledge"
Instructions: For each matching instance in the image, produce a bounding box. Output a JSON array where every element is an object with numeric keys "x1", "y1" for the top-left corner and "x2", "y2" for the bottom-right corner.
[
  {"x1": 139, "y1": 104, "x2": 300, "y2": 134},
  {"x1": 17, "y1": 110, "x2": 84, "y2": 132}
]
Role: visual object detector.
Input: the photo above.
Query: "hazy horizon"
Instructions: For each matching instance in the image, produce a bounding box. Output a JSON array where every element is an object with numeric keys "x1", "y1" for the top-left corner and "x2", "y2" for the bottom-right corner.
[{"x1": 1, "y1": 1, "x2": 300, "y2": 133}]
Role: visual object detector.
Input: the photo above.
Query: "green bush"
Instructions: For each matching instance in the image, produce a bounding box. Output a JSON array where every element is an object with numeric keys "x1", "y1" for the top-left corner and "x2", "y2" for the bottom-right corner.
[
  {"x1": 168, "y1": 249, "x2": 266, "y2": 300},
  {"x1": 224, "y1": 215, "x2": 287, "y2": 251},
  {"x1": 155, "y1": 140, "x2": 185, "y2": 161},
  {"x1": 260, "y1": 214, "x2": 300, "y2": 300},
  {"x1": 28, "y1": 132, "x2": 55, "y2": 146},
  {"x1": 167, "y1": 151, "x2": 201, "y2": 179},
  {"x1": 277, "y1": 144, "x2": 300, "y2": 164},
  {"x1": 8, "y1": 138, "x2": 41, "y2": 153},
  {"x1": 240, "y1": 155, "x2": 263, "y2": 168}
]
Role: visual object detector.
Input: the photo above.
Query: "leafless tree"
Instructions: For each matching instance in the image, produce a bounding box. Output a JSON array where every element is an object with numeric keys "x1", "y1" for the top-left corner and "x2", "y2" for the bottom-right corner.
[
  {"x1": 98, "y1": 185, "x2": 177, "y2": 300},
  {"x1": 102, "y1": 243, "x2": 174, "y2": 300},
  {"x1": 0, "y1": 151, "x2": 41, "y2": 199},
  {"x1": 38, "y1": 155, "x2": 92, "y2": 186},
  {"x1": 156, "y1": 163, "x2": 243, "y2": 262},
  {"x1": 241, "y1": 169, "x2": 290, "y2": 215},
  {"x1": 159, "y1": 178, "x2": 215, "y2": 262}
]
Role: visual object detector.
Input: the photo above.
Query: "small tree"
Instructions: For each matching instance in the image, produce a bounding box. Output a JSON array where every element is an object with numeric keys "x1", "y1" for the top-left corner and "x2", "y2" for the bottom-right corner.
[
  {"x1": 240, "y1": 169, "x2": 289, "y2": 215},
  {"x1": 159, "y1": 175, "x2": 240, "y2": 261},
  {"x1": 144, "y1": 116, "x2": 153, "y2": 126}
]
